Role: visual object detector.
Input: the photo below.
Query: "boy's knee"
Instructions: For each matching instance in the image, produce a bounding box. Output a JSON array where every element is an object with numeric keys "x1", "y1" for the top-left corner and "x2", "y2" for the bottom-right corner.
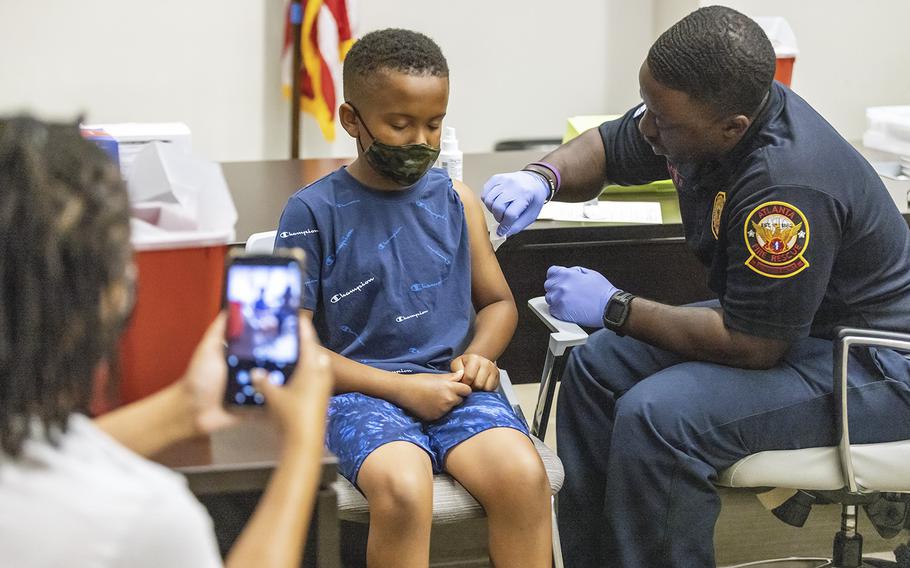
[
  {"x1": 482, "y1": 448, "x2": 550, "y2": 505},
  {"x1": 365, "y1": 467, "x2": 433, "y2": 517}
]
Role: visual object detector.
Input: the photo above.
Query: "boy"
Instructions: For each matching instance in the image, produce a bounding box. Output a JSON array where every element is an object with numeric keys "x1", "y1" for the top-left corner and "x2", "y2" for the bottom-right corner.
[{"x1": 276, "y1": 29, "x2": 552, "y2": 568}]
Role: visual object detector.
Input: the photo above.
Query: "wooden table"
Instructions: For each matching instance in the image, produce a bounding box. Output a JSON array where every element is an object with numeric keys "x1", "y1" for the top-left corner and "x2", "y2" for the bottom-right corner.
[{"x1": 155, "y1": 414, "x2": 341, "y2": 568}]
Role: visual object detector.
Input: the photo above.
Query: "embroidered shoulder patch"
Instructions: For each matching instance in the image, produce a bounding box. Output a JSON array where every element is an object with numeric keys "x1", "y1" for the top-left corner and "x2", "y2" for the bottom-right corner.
[
  {"x1": 711, "y1": 192, "x2": 726, "y2": 239},
  {"x1": 743, "y1": 201, "x2": 810, "y2": 278}
]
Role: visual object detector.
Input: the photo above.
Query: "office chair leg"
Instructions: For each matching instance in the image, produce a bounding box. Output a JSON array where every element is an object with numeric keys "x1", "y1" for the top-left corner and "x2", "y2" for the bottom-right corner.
[
  {"x1": 832, "y1": 504, "x2": 864, "y2": 567},
  {"x1": 551, "y1": 496, "x2": 565, "y2": 568},
  {"x1": 827, "y1": 504, "x2": 899, "y2": 568}
]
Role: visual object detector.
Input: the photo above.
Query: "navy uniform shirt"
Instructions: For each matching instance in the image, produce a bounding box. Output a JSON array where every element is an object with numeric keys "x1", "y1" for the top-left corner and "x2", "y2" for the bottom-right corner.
[
  {"x1": 275, "y1": 167, "x2": 472, "y2": 373},
  {"x1": 599, "y1": 82, "x2": 910, "y2": 340}
]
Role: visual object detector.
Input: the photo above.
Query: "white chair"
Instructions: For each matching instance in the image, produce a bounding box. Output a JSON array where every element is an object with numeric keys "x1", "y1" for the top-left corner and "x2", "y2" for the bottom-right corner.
[
  {"x1": 245, "y1": 230, "x2": 277, "y2": 254},
  {"x1": 243, "y1": 231, "x2": 566, "y2": 567},
  {"x1": 334, "y1": 368, "x2": 565, "y2": 567},
  {"x1": 528, "y1": 296, "x2": 910, "y2": 568}
]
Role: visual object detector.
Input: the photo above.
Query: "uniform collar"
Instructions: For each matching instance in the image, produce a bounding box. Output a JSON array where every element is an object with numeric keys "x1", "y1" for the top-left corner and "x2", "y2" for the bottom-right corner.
[
  {"x1": 688, "y1": 83, "x2": 781, "y2": 188},
  {"x1": 715, "y1": 83, "x2": 781, "y2": 173}
]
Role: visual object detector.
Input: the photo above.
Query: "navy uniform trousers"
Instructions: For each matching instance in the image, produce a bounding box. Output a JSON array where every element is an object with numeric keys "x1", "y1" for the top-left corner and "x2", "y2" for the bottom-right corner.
[{"x1": 556, "y1": 314, "x2": 910, "y2": 567}]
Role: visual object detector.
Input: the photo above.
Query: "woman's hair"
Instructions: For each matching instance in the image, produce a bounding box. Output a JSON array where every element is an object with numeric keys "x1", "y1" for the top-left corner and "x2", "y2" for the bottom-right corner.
[
  {"x1": 647, "y1": 5, "x2": 776, "y2": 117},
  {"x1": 0, "y1": 116, "x2": 132, "y2": 456}
]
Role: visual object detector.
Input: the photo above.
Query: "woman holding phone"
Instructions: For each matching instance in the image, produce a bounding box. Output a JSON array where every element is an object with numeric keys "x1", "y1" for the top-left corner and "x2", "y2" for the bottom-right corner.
[{"x1": 0, "y1": 116, "x2": 332, "y2": 568}]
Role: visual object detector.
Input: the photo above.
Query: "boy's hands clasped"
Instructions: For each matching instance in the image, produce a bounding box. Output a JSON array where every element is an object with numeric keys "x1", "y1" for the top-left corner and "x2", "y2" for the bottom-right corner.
[
  {"x1": 450, "y1": 353, "x2": 500, "y2": 391},
  {"x1": 396, "y1": 371, "x2": 471, "y2": 421},
  {"x1": 393, "y1": 355, "x2": 499, "y2": 422}
]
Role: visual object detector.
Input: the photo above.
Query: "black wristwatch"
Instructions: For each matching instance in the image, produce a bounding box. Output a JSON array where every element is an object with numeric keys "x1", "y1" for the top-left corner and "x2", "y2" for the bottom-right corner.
[{"x1": 602, "y1": 291, "x2": 636, "y2": 335}]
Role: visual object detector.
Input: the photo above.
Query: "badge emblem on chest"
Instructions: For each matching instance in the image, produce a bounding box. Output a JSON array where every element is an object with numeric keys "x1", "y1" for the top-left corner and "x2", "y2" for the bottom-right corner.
[
  {"x1": 743, "y1": 201, "x2": 810, "y2": 278},
  {"x1": 711, "y1": 192, "x2": 726, "y2": 239}
]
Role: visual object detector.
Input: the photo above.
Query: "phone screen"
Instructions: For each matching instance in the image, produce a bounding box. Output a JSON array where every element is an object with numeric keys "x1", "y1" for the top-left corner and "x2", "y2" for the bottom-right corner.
[{"x1": 224, "y1": 255, "x2": 303, "y2": 406}]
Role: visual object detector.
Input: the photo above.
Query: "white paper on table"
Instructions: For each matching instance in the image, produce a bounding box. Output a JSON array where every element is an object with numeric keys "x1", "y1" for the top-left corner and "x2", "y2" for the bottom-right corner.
[{"x1": 537, "y1": 200, "x2": 663, "y2": 224}]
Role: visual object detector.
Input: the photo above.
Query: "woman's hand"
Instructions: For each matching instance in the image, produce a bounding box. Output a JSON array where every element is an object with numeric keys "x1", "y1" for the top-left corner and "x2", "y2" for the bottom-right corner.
[
  {"x1": 178, "y1": 313, "x2": 239, "y2": 436},
  {"x1": 252, "y1": 317, "x2": 333, "y2": 445}
]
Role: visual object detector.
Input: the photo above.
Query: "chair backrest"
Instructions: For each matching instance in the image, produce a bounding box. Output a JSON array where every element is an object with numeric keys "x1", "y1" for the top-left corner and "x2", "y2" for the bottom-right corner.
[{"x1": 245, "y1": 230, "x2": 277, "y2": 254}]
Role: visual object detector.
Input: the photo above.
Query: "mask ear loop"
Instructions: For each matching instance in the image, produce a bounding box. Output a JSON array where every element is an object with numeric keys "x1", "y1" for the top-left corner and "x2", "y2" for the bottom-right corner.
[{"x1": 346, "y1": 102, "x2": 375, "y2": 153}]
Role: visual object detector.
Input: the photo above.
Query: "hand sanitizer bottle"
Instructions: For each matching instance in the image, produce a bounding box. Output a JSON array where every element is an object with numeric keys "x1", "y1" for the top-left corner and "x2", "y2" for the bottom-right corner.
[{"x1": 439, "y1": 126, "x2": 463, "y2": 182}]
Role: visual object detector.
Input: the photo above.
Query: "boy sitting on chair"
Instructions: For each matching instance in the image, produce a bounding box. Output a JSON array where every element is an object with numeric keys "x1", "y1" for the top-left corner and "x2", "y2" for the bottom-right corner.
[{"x1": 276, "y1": 28, "x2": 552, "y2": 568}]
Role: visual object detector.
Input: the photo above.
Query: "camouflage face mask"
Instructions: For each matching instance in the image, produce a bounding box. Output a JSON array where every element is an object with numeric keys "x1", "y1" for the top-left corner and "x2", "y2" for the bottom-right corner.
[{"x1": 349, "y1": 104, "x2": 440, "y2": 187}]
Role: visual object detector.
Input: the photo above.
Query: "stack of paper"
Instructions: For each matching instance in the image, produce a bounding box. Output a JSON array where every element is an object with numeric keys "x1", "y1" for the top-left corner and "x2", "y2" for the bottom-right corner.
[{"x1": 537, "y1": 200, "x2": 663, "y2": 224}]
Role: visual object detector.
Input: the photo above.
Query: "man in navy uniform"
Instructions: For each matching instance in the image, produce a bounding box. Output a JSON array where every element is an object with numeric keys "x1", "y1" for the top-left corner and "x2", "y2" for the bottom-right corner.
[{"x1": 481, "y1": 6, "x2": 910, "y2": 567}]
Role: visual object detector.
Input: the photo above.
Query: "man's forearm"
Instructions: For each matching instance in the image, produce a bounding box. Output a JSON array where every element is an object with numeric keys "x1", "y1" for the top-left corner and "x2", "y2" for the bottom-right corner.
[
  {"x1": 622, "y1": 298, "x2": 787, "y2": 369},
  {"x1": 540, "y1": 128, "x2": 609, "y2": 203},
  {"x1": 460, "y1": 300, "x2": 517, "y2": 361},
  {"x1": 95, "y1": 381, "x2": 197, "y2": 457}
]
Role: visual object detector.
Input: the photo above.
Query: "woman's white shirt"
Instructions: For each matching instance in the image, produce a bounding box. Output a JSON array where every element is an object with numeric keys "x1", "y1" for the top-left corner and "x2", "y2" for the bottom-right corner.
[{"x1": 0, "y1": 414, "x2": 222, "y2": 568}]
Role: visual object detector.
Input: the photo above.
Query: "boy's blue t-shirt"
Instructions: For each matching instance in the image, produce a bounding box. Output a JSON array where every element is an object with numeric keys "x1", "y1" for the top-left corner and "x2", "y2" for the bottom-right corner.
[{"x1": 276, "y1": 167, "x2": 472, "y2": 374}]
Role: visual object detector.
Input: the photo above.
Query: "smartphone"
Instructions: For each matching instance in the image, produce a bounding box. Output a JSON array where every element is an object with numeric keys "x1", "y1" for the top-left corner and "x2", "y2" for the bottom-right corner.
[{"x1": 224, "y1": 250, "x2": 304, "y2": 406}]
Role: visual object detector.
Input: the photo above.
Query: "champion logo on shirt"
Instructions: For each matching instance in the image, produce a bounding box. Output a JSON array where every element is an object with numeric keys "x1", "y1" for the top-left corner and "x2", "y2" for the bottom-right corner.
[
  {"x1": 410, "y1": 277, "x2": 445, "y2": 292},
  {"x1": 326, "y1": 228, "x2": 354, "y2": 266},
  {"x1": 416, "y1": 201, "x2": 447, "y2": 221},
  {"x1": 340, "y1": 324, "x2": 367, "y2": 346},
  {"x1": 425, "y1": 244, "x2": 451, "y2": 265},
  {"x1": 330, "y1": 276, "x2": 375, "y2": 303},
  {"x1": 378, "y1": 226, "x2": 404, "y2": 250},
  {"x1": 395, "y1": 310, "x2": 429, "y2": 323},
  {"x1": 280, "y1": 228, "x2": 319, "y2": 238}
]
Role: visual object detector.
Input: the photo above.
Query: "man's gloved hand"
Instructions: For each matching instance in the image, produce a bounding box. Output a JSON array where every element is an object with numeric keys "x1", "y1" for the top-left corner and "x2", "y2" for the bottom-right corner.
[
  {"x1": 481, "y1": 171, "x2": 550, "y2": 237},
  {"x1": 544, "y1": 265, "x2": 618, "y2": 328}
]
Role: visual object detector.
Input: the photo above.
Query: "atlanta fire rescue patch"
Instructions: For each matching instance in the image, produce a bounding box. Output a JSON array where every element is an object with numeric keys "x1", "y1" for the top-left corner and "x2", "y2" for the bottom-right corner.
[
  {"x1": 711, "y1": 192, "x2": 726, "y2": 239},
  {"x1": 743, "y1": 201, "x2": 810, "y2": 278}
]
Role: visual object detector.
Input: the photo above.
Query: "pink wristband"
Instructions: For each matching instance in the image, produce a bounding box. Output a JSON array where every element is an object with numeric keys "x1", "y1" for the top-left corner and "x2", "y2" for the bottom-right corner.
[{"x1": 528, "y1": 161, "x2": 562, "y2": 192}]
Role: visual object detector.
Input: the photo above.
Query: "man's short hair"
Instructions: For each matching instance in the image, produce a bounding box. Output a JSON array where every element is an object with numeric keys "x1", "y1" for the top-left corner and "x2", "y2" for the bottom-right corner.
[
  {"x1": 343, "y1": 28, "x2": 448, "y2": 102},
  {"x1": 646, "y1": 6, "x2": 776, "y2": 117}
]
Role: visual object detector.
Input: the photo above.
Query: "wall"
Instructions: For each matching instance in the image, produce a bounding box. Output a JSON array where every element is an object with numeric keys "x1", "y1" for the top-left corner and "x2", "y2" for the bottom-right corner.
[
  {"x1": 288, "y1": 0, "x2": 622, "y2": 159},
  {"x1": 701, "y1": 0, "x2": 910, "y2": 142},
  {"x1": 0, "y1": 1, "x2": 274, "y2": 162},
  {"x1": 2, "y1": 1, "x2": 907, "y2": 161},
  {"x1": 0, "y1": 0, "x2": 621, "y2": 161}
]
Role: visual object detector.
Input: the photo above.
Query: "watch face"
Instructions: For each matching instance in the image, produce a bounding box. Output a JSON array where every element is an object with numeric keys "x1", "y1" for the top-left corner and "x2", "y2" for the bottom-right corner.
[{"x1": 606, "y1": 300, "x2": 626, "y2": 323}]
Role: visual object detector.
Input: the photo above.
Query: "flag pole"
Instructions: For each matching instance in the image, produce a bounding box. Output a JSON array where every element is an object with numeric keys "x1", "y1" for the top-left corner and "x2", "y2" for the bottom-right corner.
[{"x1": 290, "y1": 0, "x2": 303, "y2": 158}]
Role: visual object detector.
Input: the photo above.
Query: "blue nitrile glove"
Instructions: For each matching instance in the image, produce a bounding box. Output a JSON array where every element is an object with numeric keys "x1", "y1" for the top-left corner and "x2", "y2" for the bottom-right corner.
[
  {"x1": 544, "y1": 265, "x2": 618, "y2": 328},
  {"x1": 481, "y1": 171, "x2": 550, "y2": 237}
]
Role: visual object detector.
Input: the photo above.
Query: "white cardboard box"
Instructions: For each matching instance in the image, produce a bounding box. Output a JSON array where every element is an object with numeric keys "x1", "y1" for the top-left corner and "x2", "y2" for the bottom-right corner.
[{"x1": 80, "y1": 122, "x2": 192, "y2": 180}]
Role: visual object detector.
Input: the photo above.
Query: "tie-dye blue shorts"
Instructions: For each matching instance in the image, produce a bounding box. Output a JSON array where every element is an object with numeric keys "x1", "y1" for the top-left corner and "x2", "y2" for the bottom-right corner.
[{"x1": 326, "y1": 390, "x2": 529, "y2": 485}]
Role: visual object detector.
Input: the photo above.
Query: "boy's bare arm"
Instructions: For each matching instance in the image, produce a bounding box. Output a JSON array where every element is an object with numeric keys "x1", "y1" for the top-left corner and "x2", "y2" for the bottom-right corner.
[
  {"x1": 299, "y1": 310, "x2": 405, "y2": 395},
  {"x1": 453, "y1": 180, "x2": 518, "y2": 362}
]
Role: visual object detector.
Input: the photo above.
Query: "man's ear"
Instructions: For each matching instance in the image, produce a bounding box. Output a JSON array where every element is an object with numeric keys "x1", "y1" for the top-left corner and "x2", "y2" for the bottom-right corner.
[
  {"x1": 339, "y1": 102, "x2": 359, "y2": 138},
  {"x1": 723, "y1": 114, "x2": 751, "y2": 140}
]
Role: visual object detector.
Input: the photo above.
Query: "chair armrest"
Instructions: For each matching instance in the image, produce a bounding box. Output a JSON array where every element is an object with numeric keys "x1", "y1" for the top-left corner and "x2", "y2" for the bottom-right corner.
[
  {"x1": 834, "y1": 327, "x2": 910, "y2": 493},
  {"x1": 527, "y1": 297, "x2": 589, "y2": 357},
  {"x1": 496, "y1": 369, "x2": 528, "y2": 428},
  {"x1": 526, "y1": 297, "x2": 591, "y2": 439}
]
